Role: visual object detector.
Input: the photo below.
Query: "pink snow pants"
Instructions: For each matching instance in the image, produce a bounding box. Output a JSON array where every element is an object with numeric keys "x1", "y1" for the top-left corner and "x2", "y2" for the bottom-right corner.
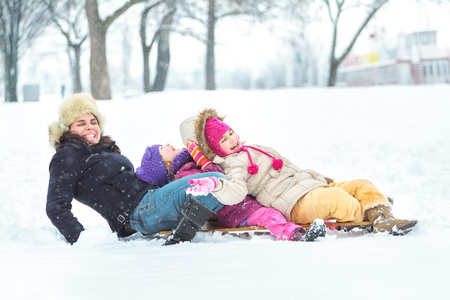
[{"x1": 245, "y1": 207, "x2": 301, "y2": 241}]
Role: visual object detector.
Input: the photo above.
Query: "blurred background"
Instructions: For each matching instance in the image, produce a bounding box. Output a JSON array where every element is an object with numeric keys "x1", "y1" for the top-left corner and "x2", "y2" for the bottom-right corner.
[{"x1": 1, "y1": 0, "x2": 449, "y2": 102}]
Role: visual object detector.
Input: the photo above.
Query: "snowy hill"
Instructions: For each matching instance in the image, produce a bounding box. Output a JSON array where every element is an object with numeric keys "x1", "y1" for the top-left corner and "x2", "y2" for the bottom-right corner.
[{"x1": 1, "y1": 85, "x2": 449, "y2": 299}]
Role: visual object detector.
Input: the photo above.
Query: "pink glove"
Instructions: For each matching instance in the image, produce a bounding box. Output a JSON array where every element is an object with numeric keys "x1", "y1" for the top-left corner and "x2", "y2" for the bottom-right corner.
[{"x1": 185, "y1": 177, "x2": 217, "y2": 196}]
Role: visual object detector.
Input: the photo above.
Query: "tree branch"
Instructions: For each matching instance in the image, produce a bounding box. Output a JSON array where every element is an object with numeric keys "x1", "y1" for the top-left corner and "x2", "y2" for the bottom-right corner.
[{"x1": 103, "y1": 0, "x2": 157, "y2": 29}]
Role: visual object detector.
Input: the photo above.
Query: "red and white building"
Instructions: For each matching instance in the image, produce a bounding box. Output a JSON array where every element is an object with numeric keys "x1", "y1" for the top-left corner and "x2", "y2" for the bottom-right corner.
[{"x1": 338, "y1": 30, "x2": 450, "y2": 86}]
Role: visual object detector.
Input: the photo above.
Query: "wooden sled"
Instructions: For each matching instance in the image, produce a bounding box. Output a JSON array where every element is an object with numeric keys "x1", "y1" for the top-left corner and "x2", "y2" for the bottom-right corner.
[{"x1": 158, "y1": 221, "x2": 372, "y2": 235}]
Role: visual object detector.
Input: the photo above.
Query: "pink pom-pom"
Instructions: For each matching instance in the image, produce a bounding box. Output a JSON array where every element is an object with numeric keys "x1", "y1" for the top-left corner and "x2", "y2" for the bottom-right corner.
[
  {"x1": 248, "y1": 163, "x2": 259, "y2": 175},
  {"x1": 272, "y1": 158, "x2": 283, "y2": 170}
]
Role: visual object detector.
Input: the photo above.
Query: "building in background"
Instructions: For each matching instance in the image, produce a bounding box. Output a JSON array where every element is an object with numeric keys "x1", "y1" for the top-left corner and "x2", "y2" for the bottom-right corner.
[{"x1": 338, "y1": 30, "x2": 450, "y2": 86}]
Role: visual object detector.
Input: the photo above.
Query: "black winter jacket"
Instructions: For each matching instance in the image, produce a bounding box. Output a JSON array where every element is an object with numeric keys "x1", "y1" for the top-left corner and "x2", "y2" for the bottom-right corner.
[{"x1": 46, "y1": 141, "x2": 155, "y2": 244}]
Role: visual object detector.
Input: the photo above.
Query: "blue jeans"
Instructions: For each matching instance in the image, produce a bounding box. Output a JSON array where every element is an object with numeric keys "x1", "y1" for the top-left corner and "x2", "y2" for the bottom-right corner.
[{"x1": 129, "y1": 172, "x2": 226, "y2": 235}]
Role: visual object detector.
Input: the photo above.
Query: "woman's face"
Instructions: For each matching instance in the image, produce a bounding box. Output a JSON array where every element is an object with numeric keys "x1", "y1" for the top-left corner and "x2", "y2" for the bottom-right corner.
[
  {"x1": 159, "y1": 144, "x2": 183, "y2": 162},
  {"x1": 69, "y1": 113, "x2": 101, "y2": 145},
  {"x1": 219, "y1": 129, "x2": 242, "y2": 155}
]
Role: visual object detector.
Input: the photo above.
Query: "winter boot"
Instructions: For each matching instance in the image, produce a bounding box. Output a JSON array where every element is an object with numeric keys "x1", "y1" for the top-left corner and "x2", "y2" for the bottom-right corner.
[
  {"x1": 291, "y1": 227, "x2": 307, "y2": 241},
  {"x1": 365, "y1": 205, "x2": 418, "y2": 235},
  {"x1": 163, "y1": 197, "x2": 215, "y2": 246},
  {"x1": 291, "y1": 219, "x2": 326, "y2": 242}
]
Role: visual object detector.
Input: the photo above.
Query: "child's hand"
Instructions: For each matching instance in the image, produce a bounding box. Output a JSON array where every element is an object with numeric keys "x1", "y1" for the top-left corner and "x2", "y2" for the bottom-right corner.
[{"x1": 185, "y1": 177, "x2": 217, "y2": 196}]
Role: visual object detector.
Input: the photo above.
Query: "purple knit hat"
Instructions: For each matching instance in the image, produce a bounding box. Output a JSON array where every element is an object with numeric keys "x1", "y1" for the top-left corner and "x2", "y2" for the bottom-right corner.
[
  {"x1": 204, "y1": 117, "x2": 231, "y2": 157},
  {"x1": 136, "y1": 145, "x2": 193, "y2": 186},
  {"x1": 136, "y1": 144, "x2": 168, "y2": 186}
]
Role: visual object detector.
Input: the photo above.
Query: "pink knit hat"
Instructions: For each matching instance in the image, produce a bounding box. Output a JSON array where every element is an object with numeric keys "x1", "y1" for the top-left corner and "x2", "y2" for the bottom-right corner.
[
  {"x1": 204, "y1": 117, "x2": 231, "y2": 157},
  {"x1": 204, "y1": 116, "x2": 283, "y2": 175}
]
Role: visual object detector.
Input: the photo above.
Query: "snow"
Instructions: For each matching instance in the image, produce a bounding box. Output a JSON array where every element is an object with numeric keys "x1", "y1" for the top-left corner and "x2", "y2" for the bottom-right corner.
[{"x1": 1, "y1": 85, "x2": 449, "y2": 299}]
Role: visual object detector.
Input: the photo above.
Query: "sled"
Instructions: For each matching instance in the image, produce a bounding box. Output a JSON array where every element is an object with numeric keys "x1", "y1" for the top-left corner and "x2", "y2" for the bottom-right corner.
[{"x1": 158, "y1": 220, "x2": 372, "y2": 235}]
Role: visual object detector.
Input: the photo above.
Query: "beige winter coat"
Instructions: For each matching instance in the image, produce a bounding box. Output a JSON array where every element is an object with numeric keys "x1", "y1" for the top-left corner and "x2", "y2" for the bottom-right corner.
[{"x1": 180, "y1": 109, "x2": 332, "y2": 220}]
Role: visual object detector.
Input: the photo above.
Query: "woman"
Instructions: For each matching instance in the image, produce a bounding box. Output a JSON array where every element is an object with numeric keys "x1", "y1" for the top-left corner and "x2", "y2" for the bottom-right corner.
[{"x1": 46, "y1": 93, "x2": 226, "y2": 246}]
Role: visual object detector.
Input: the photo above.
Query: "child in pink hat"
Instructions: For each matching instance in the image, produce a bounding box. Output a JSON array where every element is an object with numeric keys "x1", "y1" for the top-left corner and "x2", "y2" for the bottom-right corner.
[
  {"x1": 179, "y1": 108, "x2": 418, "y2": 236},
  {"x1": 136, "y1": 143, "x2": 326, "y2": 241}
]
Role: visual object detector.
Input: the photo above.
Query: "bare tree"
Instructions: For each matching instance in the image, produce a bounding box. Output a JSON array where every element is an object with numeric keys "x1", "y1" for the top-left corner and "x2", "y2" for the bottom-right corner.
[
  {"x1": 179, "y1": 0, "x2": 275, "y2": 90},
  {"x1": 85, "y1": 0, "x2": 148, "y2": 100},
  {"x1": 141, "y1": 0, "x2": 177, "y2": 92},
  {"x1": 323, "y1": 0, "x2": 388, "y2": 86},
  {"x1": 152, "y1": 3, "x2": 176, "y2": 91},
  {"x1": 141, "y1": 7, "x2": 153, "y2": 93},
  {"x1": 140, "y1": 0, "x2": 167, "y2": 92},
  {"x1": 141, "y1": 2, "x2": 160, "y2": 93},
  {"x1": 43, "y1": 0, "x2": 88, "y2": 93},
  {"x1": 0, "y1": 0, "x2": 49, "y2": 102}
]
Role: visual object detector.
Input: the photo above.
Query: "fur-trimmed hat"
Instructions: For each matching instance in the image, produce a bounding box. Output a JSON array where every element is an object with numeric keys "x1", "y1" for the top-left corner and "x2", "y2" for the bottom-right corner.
[{"x1": 48, "y1": 93, "x2": 105, "y2": 149}]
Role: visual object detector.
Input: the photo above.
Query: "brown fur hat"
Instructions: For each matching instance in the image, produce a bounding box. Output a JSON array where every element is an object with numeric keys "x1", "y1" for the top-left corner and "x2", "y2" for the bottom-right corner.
[
  {"x1": 48, "y1": 93, "x2": 105, "y2": 149},
  {"x1": 194, "y1": 108, "x2": 227, "y2": 161}
]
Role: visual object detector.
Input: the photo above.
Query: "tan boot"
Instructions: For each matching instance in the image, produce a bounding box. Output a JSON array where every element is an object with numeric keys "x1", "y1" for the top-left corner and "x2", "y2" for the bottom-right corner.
[{"x1": 365, "y1": 205, "x2": 418, "y2": 235}]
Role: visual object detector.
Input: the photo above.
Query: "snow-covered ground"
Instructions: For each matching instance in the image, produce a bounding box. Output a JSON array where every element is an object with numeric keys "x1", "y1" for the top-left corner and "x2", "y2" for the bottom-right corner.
[{"x1": 1, "y1": 85, "x2": 449, "y2": 300}]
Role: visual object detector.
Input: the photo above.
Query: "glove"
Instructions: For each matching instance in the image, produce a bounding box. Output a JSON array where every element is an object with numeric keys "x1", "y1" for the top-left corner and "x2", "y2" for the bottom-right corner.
[
  {"x1": 185, "y1": 177, "x2": 217, "y2": 196},
  {"x1": 187, "y1": 140, "x2": 212, "y2": 170}
]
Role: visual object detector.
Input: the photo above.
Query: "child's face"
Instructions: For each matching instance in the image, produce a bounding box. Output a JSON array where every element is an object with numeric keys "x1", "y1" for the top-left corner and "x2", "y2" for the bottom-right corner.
[
  {"x1": 159, "y1": 144, "x2": 183, "y2": 162},
  {"x1": 219, "y1": 129, "x2": 242, "y2": 155}
]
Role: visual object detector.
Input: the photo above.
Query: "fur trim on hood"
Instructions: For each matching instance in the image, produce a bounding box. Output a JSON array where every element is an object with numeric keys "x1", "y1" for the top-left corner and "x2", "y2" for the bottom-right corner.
[
  {"x1": 48, "y1": 93, "x2": 105, "y2": 150},
  {"x1": 194, "y1": 108, "x2": 227, "y2": 161}
]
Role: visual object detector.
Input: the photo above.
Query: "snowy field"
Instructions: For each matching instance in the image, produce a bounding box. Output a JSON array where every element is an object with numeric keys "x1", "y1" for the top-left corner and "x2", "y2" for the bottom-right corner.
[{"x1": 1, "y1": 85, "x2": 449, "y2": 300}]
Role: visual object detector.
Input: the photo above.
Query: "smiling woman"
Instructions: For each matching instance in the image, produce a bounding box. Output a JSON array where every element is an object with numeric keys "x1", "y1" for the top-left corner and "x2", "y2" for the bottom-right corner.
[
  {"x1": 48, "y1": 93, "x2": 106, "y2": 150},
  {"x1": 45, "y1": 93, "x2": 227, "y2": 246},
  {"x1": 69, "y1": 114, "x2": 101, "y2": 145}
]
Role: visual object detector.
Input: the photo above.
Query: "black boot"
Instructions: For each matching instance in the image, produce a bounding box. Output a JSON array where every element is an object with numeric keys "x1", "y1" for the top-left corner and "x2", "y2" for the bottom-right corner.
[
  {"x1": 291, "y1": 227, "x2": 307, "y2": 241},
  {"x1": 302, "y1": 219, "x2": 326, "y2": 242},
  {"x1": 163, "y1": 197, "x2": 215, "y2": 246},
  {"x1": 291, "y1": 219, "x2": 326, "y2": 242}
]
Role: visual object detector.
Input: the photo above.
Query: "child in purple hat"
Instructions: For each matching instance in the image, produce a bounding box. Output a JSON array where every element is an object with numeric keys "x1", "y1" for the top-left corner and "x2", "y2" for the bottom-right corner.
[{"x1": 136, "y1": 143, "x2": 326, "y2": 241}]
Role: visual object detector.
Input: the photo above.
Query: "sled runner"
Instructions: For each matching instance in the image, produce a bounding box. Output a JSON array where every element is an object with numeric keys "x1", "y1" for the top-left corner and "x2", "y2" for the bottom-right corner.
[{"x1": 158, "y1": 220, "x2": 372, "y2": 235}]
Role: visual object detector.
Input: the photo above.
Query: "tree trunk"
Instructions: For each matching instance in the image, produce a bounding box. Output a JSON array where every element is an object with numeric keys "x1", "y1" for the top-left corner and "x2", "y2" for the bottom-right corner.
[
  {"x1": 73, "y1": 45, "x2": 83, "y2": 93},
  {"x1": 140, "y1": 6, "x2": 152, "y2": 93},
  {"x1": 2, "y1": 2, "x2": 20, "y2": 102},
  {"x1": 85, "y1": 0, "x2": 111, "y2": 99},
  {"x1": 205, "y1": 0, "x2": 216, "y2": 90},
  {"x1": 326, "y1": 2, "x2": 340, "y2": 88},
  {"x1": 152, "y1": 10, "x2": 174, "y2": 92},
  {"x1": 327, "y1": 59, "x2": 338, "y2": 87},
  {"x1": 143, "y1": 46, "x2": 151, "y2": 92},
  {"x1": 4, "y1": 51, "x2": 18, "y2": 103}
]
